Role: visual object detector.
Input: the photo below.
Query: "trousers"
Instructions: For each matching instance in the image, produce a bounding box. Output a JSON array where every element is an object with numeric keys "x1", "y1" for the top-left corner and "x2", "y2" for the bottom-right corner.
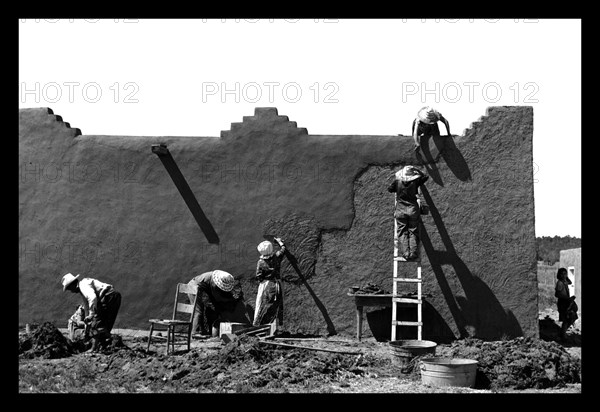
[{"x1": 395, "y1": 211, "x2": 420, "y2": 258}]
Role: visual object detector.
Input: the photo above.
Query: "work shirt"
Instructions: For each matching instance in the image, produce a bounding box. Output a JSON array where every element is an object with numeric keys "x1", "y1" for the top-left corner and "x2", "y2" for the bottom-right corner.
[
  {"x1": 256, "y1": 246, "x2": 286, "y2": 281},
  {"x1": 388, "y1": 175, "x2": 428, "y2": 207},
  {"x1": 189, "y1": 272, "x2": 215, "y2": 294},
  {"x1": 78, "y1": 278, "x2": 114, "y2": 317},
  {"x1": 188, "y1": 271, "x2": 240, "y2": 306}
]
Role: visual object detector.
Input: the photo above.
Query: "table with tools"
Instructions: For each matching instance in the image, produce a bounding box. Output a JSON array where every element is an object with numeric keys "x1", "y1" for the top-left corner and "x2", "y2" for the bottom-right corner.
[
  {"x1": 347, "y1": 292, "x2": 424, "y2": 341},
  {"x1": 347, "y1": 293, "x2": 393, "y2": 341}
]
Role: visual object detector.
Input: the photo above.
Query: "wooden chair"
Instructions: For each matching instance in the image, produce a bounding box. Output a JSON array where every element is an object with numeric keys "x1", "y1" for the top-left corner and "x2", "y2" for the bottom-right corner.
[{"x1": 147, "y1": 283, "x2": 199, "y2": 354}]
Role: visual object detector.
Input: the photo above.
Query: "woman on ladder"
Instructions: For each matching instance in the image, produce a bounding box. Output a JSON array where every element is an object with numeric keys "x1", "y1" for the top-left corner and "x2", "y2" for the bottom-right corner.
[{"x1": 387, "y1": 165, "x2": 429, "y2": 261}]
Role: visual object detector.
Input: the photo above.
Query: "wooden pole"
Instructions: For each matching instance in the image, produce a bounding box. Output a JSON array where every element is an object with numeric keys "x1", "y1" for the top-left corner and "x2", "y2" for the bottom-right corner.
[{"x1": 258, "y1": 340, "x2": 361, "y2": 355}]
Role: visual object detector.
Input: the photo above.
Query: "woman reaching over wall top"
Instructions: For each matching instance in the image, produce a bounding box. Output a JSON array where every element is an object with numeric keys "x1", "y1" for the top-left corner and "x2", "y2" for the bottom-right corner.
[{"x1": 411, "y1": 106, "x2": 451, "y2": 153}]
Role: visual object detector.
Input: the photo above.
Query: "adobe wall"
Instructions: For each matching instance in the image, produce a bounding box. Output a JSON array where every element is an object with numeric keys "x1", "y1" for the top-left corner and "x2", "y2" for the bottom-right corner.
[{"x1": 19, "y1": 106, "x2": 537, "y2": 341}]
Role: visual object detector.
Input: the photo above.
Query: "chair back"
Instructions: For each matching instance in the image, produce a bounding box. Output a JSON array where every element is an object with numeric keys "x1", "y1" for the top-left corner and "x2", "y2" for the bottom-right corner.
[{"x1": 172, "y1": 283, "x2": 199, "y2": 322}]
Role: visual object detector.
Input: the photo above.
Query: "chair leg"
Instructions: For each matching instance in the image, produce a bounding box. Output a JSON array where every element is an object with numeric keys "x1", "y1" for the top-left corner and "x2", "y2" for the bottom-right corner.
[
  {"x1": 187, "y1": 326, "x2": 191, "y2": 352},
  {"x1": 147, "y1": 324, "x2": 154, "y2": 352},
  {"x1": 170, "y1": 327, "x2": 175, "y2": 354},
  {"x1": 166, "y1": 326, "x2": 169, "y2": 355}
]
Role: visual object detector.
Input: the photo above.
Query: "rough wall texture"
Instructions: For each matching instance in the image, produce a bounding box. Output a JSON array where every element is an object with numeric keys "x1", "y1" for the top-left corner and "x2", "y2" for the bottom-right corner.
[
  {"x1": 19, "y1": 106, "x2": 537, "y2": 341},
  {"x1": 560, "y1": 248, "x2": 582, "y2": 324}
]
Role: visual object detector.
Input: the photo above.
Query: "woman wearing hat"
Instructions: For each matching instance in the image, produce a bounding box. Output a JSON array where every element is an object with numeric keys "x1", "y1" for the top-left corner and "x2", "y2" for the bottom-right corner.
[
  {"x1": 253, "y1": 237, "x2": 287, "y2": 327},
  {"x1": 61, "y1": 273, "x2": 122, "y2": 351},
  {"x1": 411, "y1": 106, "x2": 451, "y2": 152},
  {"x1": 187, "y1": 269, "x2": 251, "y2": 337},
  {"x1": 387, "y1": 165, "x2": 429, "y2": 261}
]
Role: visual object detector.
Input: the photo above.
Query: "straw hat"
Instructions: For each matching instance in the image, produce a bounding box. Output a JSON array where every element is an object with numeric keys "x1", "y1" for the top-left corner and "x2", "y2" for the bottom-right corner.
[
  {"x1": 62, "y1": 273, "x2": 80, "y2": 291},
  {"x1": 417, "y1": 106, "x2": 439, "y2": 124},
  {"x1": 212, "y1": 270, "x2": 235, "y2": 292},
  {"x1": 395, "y1": 165, "x2": 422, "y2": 183}
]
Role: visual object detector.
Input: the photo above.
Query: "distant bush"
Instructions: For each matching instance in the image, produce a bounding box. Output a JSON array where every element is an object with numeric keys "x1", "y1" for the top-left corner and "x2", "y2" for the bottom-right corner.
[{"x1": 536, "y1": 236, "x2": 581, "y2": 265}]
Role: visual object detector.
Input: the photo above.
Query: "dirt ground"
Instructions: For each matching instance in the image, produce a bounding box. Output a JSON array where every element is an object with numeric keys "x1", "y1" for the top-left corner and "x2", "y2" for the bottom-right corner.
[{"x1": 18, "y1": 309, "x2": 581, "y2": 394}]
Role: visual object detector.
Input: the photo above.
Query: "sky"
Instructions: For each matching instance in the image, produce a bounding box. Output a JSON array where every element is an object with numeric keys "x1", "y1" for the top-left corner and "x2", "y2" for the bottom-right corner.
[{"x1": 18, "y1": 18, "x2": 581, "y2": 238}]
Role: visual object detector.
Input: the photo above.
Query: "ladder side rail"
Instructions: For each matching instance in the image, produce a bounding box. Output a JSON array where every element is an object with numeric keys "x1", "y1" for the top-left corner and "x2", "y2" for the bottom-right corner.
[{"x1": 391, "y1": 197, "x2": 398, "y2": 341}]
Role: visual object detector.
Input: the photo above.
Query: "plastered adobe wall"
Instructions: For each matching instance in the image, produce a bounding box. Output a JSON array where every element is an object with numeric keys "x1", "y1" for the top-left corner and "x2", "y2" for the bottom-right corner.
[{"x1": 19, "y1": 106, "x2": 537, "y2": 341}]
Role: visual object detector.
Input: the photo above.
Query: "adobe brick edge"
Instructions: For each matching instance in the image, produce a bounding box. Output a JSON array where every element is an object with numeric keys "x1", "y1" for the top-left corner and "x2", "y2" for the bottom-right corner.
[{"x1": 19, "y1": 106, "x2": 537, "y2": 341}]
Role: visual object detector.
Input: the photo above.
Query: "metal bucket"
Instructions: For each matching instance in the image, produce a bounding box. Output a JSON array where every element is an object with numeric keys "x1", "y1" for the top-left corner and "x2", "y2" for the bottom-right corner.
[
  {"x1": 420, "y1": 357, "x2": 478, "y2": 388},
  {"x1": 389, "y1": 340, "x2": 437, "y2": 367}
]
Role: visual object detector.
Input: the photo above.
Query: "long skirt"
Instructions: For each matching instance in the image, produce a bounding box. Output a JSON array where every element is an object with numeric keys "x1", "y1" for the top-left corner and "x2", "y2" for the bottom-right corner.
[{"x1": 253, "y1": 279, "x2": 283, "y2": 326}]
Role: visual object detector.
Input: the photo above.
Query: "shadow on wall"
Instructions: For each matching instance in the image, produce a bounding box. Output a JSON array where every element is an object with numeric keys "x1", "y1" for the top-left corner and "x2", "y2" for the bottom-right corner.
[
  {"x1": 151, "y1": 144, "x2": 221, "y2": 245},
  {"x1": 420, "y1": 185, "x2": 523, "y2": 340},
  {"x1": 416, "y1": 134, "x2": 472, "y2": 187}
]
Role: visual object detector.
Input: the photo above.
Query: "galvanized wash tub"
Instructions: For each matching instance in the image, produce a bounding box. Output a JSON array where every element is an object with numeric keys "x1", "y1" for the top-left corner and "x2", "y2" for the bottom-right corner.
[
  {"x1": 420, "y1": 357, "x2": 478, "y2": 388},
  {"x1": 389, "y1": 340, "x2": 437, "y2": 367}
]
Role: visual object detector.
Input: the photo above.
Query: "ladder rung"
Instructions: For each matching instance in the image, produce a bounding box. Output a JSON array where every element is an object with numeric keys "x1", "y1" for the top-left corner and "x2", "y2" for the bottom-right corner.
[
  {"x1": 393, "y1": 278, "x2": 422, "y2": 283},
  {"x1": 392, "y1": 297, "x2": 422, "y2": 304},
  {"x1": 391, "y1": 321, "x2": 423, "y2": 326},
  {"x1": 393, "y1": 257, "x2": 421, "y2": 262}
]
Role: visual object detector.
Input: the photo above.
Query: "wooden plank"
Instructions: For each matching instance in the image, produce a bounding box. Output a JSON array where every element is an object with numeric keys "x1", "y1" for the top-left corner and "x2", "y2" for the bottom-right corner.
[
  {"x1": 392, "y1": 297, "x2": 422, "y2": 304},
  {"x1": 347, "y1": 293, "x2": 393, "y2": 297},
  {"x1": 273, "y1": 337, "x2": 356, "y2": 344},
  {"x1": 175, "y1": 302, "x2": 195, "y2": 314},
  {"x1": 177, "y1": 283, "x2": 199, "y2": 295},
  {"x1": 258, "y1": 340, "x2": 361, "y2": 355},
  {"x1": 391, "y1": 321, "x2": 423, "y2": 326},
  {"x1": 352, "y1": 295, "x2": 393, "y2": 307},
  {"x1": 244, "y1": 327, "x2": 271, "y2": 336},
  {"x1": 393, "y1": 257, "x2": 421, "y2": 262},
  {"x1": 234, "y1": 324, "x2": 271, "y2": 335},
  {"x1": 219, "y1": 322, "x2": 249, "y2": 336}
]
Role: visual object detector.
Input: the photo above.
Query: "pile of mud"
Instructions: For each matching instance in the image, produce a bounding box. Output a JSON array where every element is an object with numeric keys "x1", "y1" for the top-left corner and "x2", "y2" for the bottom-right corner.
[
  {"x1": 194, "y1": 337, "x2": 360, "y2": 389},
  {"x1": 430, "y1": 337, "x2": 582, "y2": 390},
  {"x1": 18, "y1": 322, "x2": 126, "y2": 359},
  {"x1": 19, "y1": 322, "x2": 78, "y2": 359},
  {"x1": 78, "y1": 335, "x2": 376, "y2": 392}
]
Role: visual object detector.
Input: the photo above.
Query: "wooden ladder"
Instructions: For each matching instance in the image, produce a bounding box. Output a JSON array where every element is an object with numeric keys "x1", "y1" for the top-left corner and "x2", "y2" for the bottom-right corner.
[{"x1": 391, "y1": 202, "x2": 423, "y2": 341}]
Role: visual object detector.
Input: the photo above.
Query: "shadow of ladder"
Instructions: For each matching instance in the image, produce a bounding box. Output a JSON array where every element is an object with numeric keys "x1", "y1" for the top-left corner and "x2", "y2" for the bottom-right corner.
[{"x1": 391, "y1": 198, "x2": 423, "y2": 341}]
